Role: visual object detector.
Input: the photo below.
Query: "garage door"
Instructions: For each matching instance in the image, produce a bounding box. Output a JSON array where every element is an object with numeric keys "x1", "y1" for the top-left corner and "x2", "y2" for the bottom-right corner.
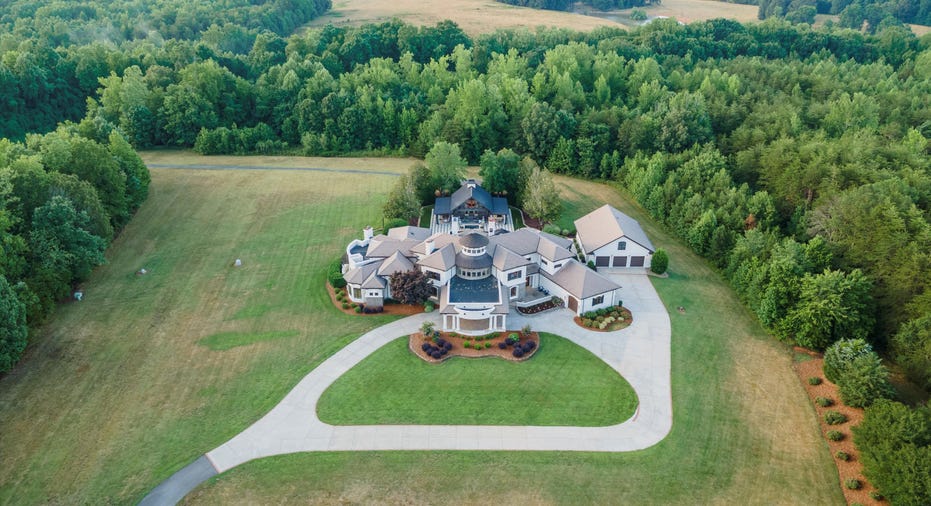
[
  {"x1": 567, "y1": 296, "x2": 579, "y2": 312},
  {"x1": 595, "y1": 256, "x2": 610, "y2": 267},
  {"x1": 612, "y1": 256, "x2": 627, "y2": 267},
  {"x1": 630, "y1": 256, "x2": 645, "y2": 267}
]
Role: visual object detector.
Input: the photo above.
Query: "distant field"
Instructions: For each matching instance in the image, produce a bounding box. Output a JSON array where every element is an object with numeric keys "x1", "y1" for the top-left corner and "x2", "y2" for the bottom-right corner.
[{"x1": 304, "y1": 0, "x2": 760, "y2": 35}]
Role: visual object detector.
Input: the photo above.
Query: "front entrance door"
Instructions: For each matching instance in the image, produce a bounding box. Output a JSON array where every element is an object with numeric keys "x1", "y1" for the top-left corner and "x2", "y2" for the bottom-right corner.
[{"x1": 525, "y1": 276, "x2": 532, "y2": 287}]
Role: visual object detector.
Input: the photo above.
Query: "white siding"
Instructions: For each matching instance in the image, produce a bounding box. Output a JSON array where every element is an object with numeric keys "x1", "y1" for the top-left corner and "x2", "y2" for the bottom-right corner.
[{"x1": 588, "y1": 237, "x2": 653, "y2": 270}]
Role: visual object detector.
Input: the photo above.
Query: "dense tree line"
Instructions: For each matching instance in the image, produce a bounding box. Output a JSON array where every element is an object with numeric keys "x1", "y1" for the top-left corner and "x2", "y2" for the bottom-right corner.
[
  {"x1": 0, "y1": 0, "x2": 331, "y2": 139},
  {"x1": 760, "y1": 0, "x2": 931, "y2": 33},
  {"x1": 0, "y1": 121, "x2": 149, "y2": 372}
]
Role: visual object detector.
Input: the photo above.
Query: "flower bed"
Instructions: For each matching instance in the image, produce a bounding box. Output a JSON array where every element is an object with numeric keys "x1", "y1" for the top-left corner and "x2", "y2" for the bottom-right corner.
[
  {"x1": 409, "y1": 330, "x2": 540, "y2": 363},
  {"x1": 574, "y1": 304, "x2": 633, "y2": 332},
  {"x1": 326, "y1": 283, "x2": 423, "y2": 316},
  {"x1": 516, "y1": 296, "x2": 564, "y2": 315}
]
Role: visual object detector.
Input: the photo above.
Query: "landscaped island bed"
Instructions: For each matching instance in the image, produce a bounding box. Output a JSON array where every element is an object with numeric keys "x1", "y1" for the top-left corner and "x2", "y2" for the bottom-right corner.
[
  {"x1": 409, "y1": 330, "x2": 539, "y2": 362},
  {"x1": 317, "y1": 334, "x2": 638, "y2": 426}
]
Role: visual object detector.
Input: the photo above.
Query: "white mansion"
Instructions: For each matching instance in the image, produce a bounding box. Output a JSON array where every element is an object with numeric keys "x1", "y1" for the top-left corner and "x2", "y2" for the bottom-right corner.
[{"x1": 342, "y1": 181, "x2": 655, "y2": 335}]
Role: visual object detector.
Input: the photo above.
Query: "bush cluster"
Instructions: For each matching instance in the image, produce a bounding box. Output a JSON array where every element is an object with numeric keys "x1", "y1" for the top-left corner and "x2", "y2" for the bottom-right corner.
[
  {"x1": 835, "y1": 450, "x2": 850, "y2": 461},
  {"x1": 808, "y1": 376, "x2": 822, "y2": 385},
  {"x1": 825, "y1": 411, "x2": 848, "y2": 425},
  {"x1": 361, "y1": 306, "x2": 384, "y2": 314},
  {"x1": 422, "y1": 339, "x2": 452, "y2": 359},
  {"x1": 844, "y1": 478, "x2": 861, "y2": 490},
  {"x1": 827, "y1": 430, "x2": 844, "y2": 441},
  {"x1": 815, "y1": 396, "x2": 833, "y2": 407},
  {"x1": 512, "y1": 340, "x2": 536, "y2": 358},
  {"x1": 327, "y1": 259, "x2": 347, "y2": 289}
]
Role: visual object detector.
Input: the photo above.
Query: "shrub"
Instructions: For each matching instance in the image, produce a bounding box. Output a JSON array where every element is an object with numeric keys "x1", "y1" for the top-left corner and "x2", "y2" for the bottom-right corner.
[
  {"x1": 431, "y1": 351, "x2": 442, "y2": 359},
  {"x1": 869, "y1": 491, "x2": 883, "y2": 500},
  {"x1": 384, "y1": 217, "x2": 408, "y2": 230},
  {"x1": 650, "y1": 248, "x2": 668, "y2": 274},
  {"x1": 587, "y1": 260, "x2": 596, "y2": 270},
  {"x1": 521, "y1": 324, "x2": 532, "y2": 336},
  {"x1": 825, "y1": 411, "x2": 847, "y2": 425},
  {"x1": 498, "y1": 342, "x2": 507, "y2": 349},
  {"x1": 630, "y1": 8, "x2": 647, "y2": 20},
  {"x1": 844, "y1": 478, "x2": 861, "y2": 490},
  {"x1": 561, "y1": 228, "x2": 570, "y2": 236},
  {"x1": 838, "y1": 353, "x2": 894, "y2": 408},
  {"x1": 542, "y1": 223, "x2": 561, "y2": 235},
  {"x1": 823, "y1": 338, "x2": 873, "y2": 383},
  {"x1": 421, "y1": 343, "x2": 431, "y2": 351},
  {"x1": 328, "y1": 259, "x2": 347, "y2": 289},
  {"x1": 582, "y1": 319, "x2": 593, "y2": 327},
  {"x1": 512, "y1": 348, "x2": 524, "y2": 358},
  {"x1": 484, "y1": 342, "x2": 491, "y2": 349},
  {"x1": 354, "y1": 305, "x2": 362, "y2": 313},
  {"x1": 835, "y1": 450, "x2": 850, "y2": 461},
  {"x1": 424, "y1": 302, "x2": 435, "y2": 312},
  {"x1": 827, "y1": 430, "x2": 844, "y2": 441},
  {"x1": 420, "y1": 321, "x2": 435, "y2": 335},
  {"x1": 464, "y1": 341, "x2": 471, "y2": 348},
  {"x1": 815, "y1": 396, "x2": 833, "y2": 407},
  {"x1": 341, "y1": 302, "x2": 350, "y2": 309},
  {"x1": 808, "y1": 376, "x2": 822, "y2": 385}
]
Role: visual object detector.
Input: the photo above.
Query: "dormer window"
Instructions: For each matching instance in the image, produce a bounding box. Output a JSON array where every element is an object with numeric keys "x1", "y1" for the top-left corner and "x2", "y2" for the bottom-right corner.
[{"x1": 617, "y1": 241, "x2": 627, "y2": 250}]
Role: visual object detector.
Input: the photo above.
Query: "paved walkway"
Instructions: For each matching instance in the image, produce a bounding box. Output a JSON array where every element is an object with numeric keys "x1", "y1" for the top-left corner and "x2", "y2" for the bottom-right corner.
[{"x1": 140, "y1": 273, "x2": 671, "y2": 504}]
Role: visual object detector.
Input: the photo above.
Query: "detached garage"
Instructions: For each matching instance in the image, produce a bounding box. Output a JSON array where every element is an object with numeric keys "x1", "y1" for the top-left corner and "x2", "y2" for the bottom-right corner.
[{"x1": 574, "y1": 204, "x2": 656, "y2": 272}]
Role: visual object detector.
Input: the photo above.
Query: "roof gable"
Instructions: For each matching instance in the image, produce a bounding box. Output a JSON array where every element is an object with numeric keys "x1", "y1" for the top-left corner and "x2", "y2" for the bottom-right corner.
[
  {"x1": 543, "y1": 261, "x2": 621, "y2": 299},
  {"x1": 377, "y1": 251, "x2": 414, "y2": 276},
  {"x1": 417, "y1": 243, "x2": 457, "y2": 271},
  {"x1": 574, "y1": 205, "x2": 655, "y2": 254}
]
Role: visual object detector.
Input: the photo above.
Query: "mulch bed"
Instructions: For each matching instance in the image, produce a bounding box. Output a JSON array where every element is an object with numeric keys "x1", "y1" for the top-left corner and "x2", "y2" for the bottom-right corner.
[
  {"x1": 326, "y1": 283, "x2": 423, "y2": 316},
  {"x1": 793, "y1": 348, "x2": 882, "y2": 506},
  {"x1": 516, "y1": 299, "x2": 562, "y2": 314},
  {"x1": 409, "y1": 331, "x2": 540, "y2": 363},
  {"x1": 573, "y1": 307, "x2": 633, "y2": 332}
]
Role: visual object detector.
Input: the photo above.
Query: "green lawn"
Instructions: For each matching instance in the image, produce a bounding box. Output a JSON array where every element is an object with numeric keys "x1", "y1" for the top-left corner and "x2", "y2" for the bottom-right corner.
[
  {"x1": 317, "y1": 334, "x2": 637, "y2": 426},
  {"x1": 0, "y1": 153, "x2": 842, "y2": 505},
  {"x1": 183, "y1": 173, "x2": 843, "y2": 505},
  {"x1": 0, "y1": 153, "x2": 414, "y2": 504},
  {"x1": 418, "y1": 204, "x2": 433, "y2": 228}
]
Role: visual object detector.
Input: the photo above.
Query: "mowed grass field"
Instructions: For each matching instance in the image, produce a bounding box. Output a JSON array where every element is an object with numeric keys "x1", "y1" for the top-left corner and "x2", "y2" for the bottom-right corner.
[
  {"x1": 180, "y1": 171, "x2": 844, "y2": 505},
  {"x1": 0, "y1": 153, "x2": 415, "y2": 504},
  {"x1": 304, "y1": 0, "x2": 759, "y2": 35},
  {"x1": 317, "y1": 334, "x2": 639, "y2": 426}
]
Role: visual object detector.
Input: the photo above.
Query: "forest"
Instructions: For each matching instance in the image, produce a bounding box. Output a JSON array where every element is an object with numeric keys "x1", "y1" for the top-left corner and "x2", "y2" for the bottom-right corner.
[
  {"x1": 1, "y1": 6, "x2": 930, "y2": 502},
  {"x1": 759, "y1": 0, "x2": 931, "y2": 31}
]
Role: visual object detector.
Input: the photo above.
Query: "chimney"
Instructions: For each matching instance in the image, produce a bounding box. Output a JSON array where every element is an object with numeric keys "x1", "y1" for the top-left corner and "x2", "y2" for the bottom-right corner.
[
  {"x1": 363, "y1": 226, "x2": 373, "y2": 241},
  {"x1": 451, "y1": 217, "x2": 460, "y2": 235},
  {"x1": 487, "y1": 215, "x2": 497, "y2": 235},
  {"x1": 425, "y1": 239, "x2": 436, "y2": 255}
]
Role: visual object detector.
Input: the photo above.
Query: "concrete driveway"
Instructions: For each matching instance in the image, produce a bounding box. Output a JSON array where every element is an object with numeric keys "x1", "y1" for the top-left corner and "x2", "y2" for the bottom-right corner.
[{"x1": 140, "y1": 272, "x2": 671, "y2": 505}]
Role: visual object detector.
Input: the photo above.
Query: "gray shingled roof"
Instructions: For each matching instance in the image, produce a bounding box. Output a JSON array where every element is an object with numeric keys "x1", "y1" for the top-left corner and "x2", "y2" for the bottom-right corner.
[
  {"x1": 543, "y1": 261, "x2": 621, "y2": 299},
  {"x1": 492, "y1": 246, "x2": 531, "y2": 271},
  {"x1": 377, "y1": 251, "x2": 414, "y2": 277},
  {"x1": 344, "y1": 262, "x2": 381, "y2": 285},
  {"x1": 366, "y1": 237, "x2": 421, "y2": 258},
  {"x1": 455, "y1": 252, "x2": 492, "y2": 269},
  {"x1": 574, "y1": 204, "x2": 655, "y2": 254},
  {"x1": 487, "y1": 228, "x2": 543, "y2": 256},
  {"x1": 361, "y1": 272, "x2": 386, "y2": 289},
  {"x1": 460, "y1": 233, "x2": 489, "y2": 248},
  {"x1": 387, "y1": 226, "x2": 432, "y2": 241},
  {"x1": 417, "y1": 243, "x2": 457, "y2": 271},
  {"x1": 537, "y1": 236, "x2": 575, "y2": 262},
  {"x1": 434, "y1": 181, "x2": 510, "y2": 216}
]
